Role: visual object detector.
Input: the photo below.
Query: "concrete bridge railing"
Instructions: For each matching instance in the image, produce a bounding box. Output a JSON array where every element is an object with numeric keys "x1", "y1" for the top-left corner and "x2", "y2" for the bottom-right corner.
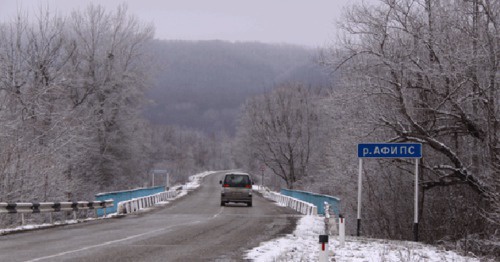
[
  {"x1": 264, "y1": 191, "x2": 318, "y2": 216},
  {"x1": 117, "y1": 190, "x2": 178, "y2": 215}
]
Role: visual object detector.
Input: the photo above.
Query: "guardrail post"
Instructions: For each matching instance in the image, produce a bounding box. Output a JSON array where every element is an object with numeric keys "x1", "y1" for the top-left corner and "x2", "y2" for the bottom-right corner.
[{"x1": 21, "y1": 213, "x2": 25, "y2": 225}]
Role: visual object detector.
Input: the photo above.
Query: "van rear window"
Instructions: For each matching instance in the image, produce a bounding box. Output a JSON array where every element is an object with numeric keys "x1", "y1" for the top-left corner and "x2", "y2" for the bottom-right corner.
[{"x1": 224, "y1": 174, "x2": 250, "y2": 187}]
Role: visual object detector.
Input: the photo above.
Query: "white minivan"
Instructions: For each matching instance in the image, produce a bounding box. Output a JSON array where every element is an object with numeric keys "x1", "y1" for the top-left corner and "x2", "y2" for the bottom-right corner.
[{"x1": 220, "y1": 172, "x2": 253, "y2": 207}]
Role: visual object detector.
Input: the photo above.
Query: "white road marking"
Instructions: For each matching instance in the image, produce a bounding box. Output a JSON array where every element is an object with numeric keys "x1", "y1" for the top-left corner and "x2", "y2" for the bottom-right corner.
[
  {"x1": 26, "y1": 220, "x2": 202, "y2": 262},
  {"x1": 212, "y1": 207, "x2": 224, "y2": 218}
]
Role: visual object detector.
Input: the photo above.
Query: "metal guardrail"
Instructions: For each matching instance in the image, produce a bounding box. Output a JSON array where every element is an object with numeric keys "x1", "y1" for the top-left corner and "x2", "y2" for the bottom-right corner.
[
  {"x1": 0, "y1": 201, "x2": 114, "y2": 214},
  {"x1": 117, "y1": 190, "x2": 178, "y2": 215},
  {"x1": 0, "y1": 200, "x2": 114, "y2": 225}
]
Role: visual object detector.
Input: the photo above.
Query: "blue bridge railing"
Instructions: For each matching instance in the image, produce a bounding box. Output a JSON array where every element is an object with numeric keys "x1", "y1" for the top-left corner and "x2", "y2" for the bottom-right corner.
[
  {"x1": 280, "y1": 189, "x2": 340, "y2": 216},
  {"x1": 95, "y1": 186, "x2": 165, "y2": 216}
]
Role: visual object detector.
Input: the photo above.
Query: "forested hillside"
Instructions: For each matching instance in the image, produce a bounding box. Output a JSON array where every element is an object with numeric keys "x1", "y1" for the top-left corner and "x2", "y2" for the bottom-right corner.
[
  {"x1": 143, "y1": 40, "x2": 329, "y2": 134},
  {"x1": 0, "y1": 1, "x2": 331, "y2": 219}
]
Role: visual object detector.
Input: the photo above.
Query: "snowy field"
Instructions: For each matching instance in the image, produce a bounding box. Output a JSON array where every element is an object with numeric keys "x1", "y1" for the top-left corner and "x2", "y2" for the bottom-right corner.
[{"x1": 246, "y1": 214, "x2": 481, "y2": 262}]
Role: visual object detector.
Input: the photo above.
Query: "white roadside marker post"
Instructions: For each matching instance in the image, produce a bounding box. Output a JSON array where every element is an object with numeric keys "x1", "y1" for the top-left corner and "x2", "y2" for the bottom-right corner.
[
  {"x1": 339, "y1": 214, "x2": 345, "y2": 247},
  {"x1": 319, "y1": 235, "x2": 329, "y2": 262}
]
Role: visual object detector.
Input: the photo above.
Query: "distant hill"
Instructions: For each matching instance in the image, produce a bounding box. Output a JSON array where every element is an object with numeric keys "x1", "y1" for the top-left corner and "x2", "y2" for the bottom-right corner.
[{"x1": 143, "y1": 40, "x2": 330, "y2": 135}]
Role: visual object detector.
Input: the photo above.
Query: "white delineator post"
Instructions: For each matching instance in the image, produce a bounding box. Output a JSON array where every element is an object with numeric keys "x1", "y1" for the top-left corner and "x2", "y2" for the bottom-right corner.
[
  {"x1": 339, "y1": 214, "x2": 345, "y2": 247},
  {"x1": 320, "y1": 203, "x2": 330, "y2": 261},
  {"x1": 318, "y1": 235, "x2": 329, "y2": 262}
]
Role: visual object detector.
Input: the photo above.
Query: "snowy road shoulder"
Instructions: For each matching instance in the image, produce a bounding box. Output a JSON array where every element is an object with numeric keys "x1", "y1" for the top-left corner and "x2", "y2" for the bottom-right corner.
[{"x1": 246, "y1": 215, "x2": 480, "y2": 262}]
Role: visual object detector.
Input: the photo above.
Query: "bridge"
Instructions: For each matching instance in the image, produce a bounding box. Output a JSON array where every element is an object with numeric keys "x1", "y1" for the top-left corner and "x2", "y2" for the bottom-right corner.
[{"x1": 0, "y1": 171, "x2": 339, "y2": 261}]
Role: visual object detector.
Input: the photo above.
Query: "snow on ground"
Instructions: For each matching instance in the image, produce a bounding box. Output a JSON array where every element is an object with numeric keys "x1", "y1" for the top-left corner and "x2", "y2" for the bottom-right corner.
[
  {"x1": 184, "y1": 171, "x2": 216, "y2": 190},
  {"x1": 246, "y1": 213, "x2": 480, "y2": 262},
  {"x1": 0, "y1": 218, "x2": 92, "y2": 235},
  {"x1": 174, "y1": 170, "x2": 217, "y2": 198},
  {"x1": 246, "y1": 215, "x2": 324, "y2": 261},
  {"x1": 335, "y1": 236, "x2": 480, "y2": 262}
]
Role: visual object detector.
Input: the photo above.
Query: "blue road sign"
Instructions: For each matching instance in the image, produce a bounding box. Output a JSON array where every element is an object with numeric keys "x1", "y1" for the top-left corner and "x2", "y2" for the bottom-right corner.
[{"x1": 358, "y1": 143, "x2": 422, "y2": 158}]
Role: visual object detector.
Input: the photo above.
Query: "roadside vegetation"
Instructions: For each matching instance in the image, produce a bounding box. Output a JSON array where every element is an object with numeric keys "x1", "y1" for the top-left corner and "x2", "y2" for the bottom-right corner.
[{"x1": 0, "y1": 1, "x2": 497, "y2": 259}]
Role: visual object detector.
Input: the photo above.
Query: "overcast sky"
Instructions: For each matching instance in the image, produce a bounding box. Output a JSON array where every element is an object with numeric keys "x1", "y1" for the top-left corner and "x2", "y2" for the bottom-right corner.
[{"x1": 0, "y1": 0, "x2": 369, "y2": 47}]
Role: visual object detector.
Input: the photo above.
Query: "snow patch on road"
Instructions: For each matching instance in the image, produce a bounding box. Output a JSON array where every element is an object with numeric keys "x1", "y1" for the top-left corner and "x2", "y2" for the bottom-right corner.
[{"x1": 174, "y1": 171, "x2": 217, "y2": 198}]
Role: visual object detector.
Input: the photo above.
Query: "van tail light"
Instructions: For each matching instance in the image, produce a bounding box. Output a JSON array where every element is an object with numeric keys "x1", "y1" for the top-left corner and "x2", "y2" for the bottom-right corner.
[
  {"x1": 245, "y1": 185, "x2": 252, "y2": 189},
  {"x1": 223, "y1": 184, "x2": 230, "y2": 187}
]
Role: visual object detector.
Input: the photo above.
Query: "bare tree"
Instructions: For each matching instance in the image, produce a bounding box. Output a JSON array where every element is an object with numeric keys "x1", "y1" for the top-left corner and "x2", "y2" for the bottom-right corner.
[
  {"x1": 66, "y1": 3, "x2": 154, "y2": 191},
  {"x1": 0, "y1": 8, "x2": 76, "y2": 202},
  {"x1": 323, "y1": 0, "x2": 499, "y2": 249},
  {"x1": 237, "y1": 83, "x2": 320, "y2": 189},
  {"x1": 0, "y1": 3, "x2": 156, "y2": 209}
]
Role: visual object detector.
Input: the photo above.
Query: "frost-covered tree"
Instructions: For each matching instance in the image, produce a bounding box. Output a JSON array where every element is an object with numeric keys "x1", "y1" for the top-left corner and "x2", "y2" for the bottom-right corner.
[
  {"x1": 0, "y1": 3, "x2": 155, "y2": 207},
  {"x1": 0, "y1": 9, "x2": 75, "y2": 202},
  {"x1": 323, "y1": 0, "x2": 499, "y2": 250},
  {"x1": 67, "y1": 4, "x2": 154, "y2": 191},
  {"x1": 236, "y1": 83, "x2": 320, "y2": 189}
]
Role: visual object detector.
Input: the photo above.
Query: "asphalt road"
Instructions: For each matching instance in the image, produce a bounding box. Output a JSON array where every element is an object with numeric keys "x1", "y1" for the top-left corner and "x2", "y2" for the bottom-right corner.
[{"x1": 0, "y1": 172, "x2": 299, "y2": 261}]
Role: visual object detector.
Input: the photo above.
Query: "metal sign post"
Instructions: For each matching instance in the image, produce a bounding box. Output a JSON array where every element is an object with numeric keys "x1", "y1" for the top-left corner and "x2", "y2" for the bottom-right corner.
[
  {"x1": 357, "y1": 158, "x2": 363, "y2": 237},
  {"x1": 260, "y1": 164, "x2": 265, "y2": 189},
  {"x1": 357, "y1": 143, "x2": 422, "y2": 241},
  {"x1": 166, "y1": 172, "x2": 170, "y2": 190},
  {"x1": 414, "y1": 158, "x2": 419, "y2": 241},
  {"x1": 151, "y1": 169, "x2": 169, "y2": 188}
]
